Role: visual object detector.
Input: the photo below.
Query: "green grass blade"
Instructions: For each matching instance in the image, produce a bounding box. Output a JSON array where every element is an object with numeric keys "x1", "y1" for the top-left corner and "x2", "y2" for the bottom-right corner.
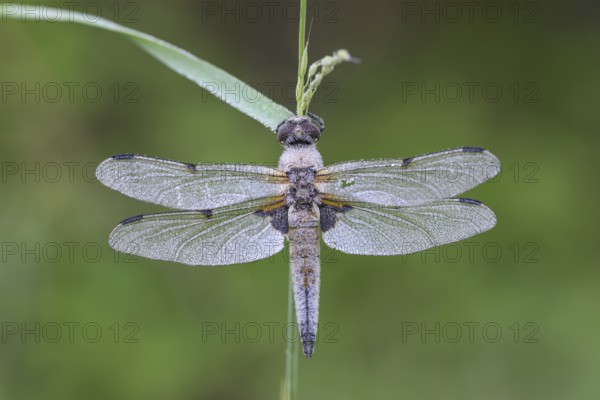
[{"x1": 0, "y1": 3, "x2": 294, "y2": 132}]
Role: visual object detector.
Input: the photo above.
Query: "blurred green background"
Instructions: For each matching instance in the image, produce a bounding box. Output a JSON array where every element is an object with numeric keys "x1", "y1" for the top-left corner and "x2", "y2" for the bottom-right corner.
[{"x1": 0, "y1": 0, "x2": 598, "y2": 399}]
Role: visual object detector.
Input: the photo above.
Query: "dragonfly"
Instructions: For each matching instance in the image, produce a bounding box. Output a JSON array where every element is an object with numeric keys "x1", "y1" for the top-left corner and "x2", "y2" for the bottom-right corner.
[{"x1": 96, "y1": 114, "x2": 500, "y2": 357}]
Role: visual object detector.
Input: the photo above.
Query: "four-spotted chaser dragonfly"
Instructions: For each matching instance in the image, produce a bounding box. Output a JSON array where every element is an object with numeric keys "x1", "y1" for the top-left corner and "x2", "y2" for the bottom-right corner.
[{"x1": 96, "y1": 114, "x2": 500, "y2": 357}]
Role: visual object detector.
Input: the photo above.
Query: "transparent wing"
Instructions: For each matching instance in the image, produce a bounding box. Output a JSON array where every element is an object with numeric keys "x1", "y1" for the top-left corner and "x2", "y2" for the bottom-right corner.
[
  {"x1": 109, "y1": 200, "x2": 285, "y2": 265},
  {"x1": 96, "y1": 154, "x2": 287, "y2": 210},
  {"x1": 317, "y1": 147, "x2": 500, "y2": 206},
  {"x1": 322, "y1": 198, "x2": 496, "y2": 255}
]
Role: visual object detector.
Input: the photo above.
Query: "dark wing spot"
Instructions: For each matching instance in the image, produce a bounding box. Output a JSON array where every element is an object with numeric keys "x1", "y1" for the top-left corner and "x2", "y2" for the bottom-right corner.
[
  {"x1": 255, "y1": 206, "x2": 289, "y2": 234},
  {"x1": 319, "y1": 204, "x2": 352, "y2": 232},
  {"x1": 459, "y1": 198, "x2": 482, "y2": 205},
  {"x1": 198, "y1": 209, "x2": 213, "y2": 217},
  {"x1": 185, "y1": 163, "x2": 197, "y2": 172},
  {"x1": 341, "y1": 205, "x2": 353, "y2": 213},
  {"x1": 270, "y1": 207, "x2": 289, "y2": 234},
  {"x1": 402, "y1": 157, "x2": 414, "y2": 167},
  {"x1": 462, "y1": 146, "x2": 485, "y2": 153},
  {"x1": 319, "y1": 206, "x2": 337, "y2": 232},
  {"x1": 112, "y1": 153, "x2": 135, "y2": 160},
  {"x1": 120, "y1": 214, "x2": 144, "y2": 225}
]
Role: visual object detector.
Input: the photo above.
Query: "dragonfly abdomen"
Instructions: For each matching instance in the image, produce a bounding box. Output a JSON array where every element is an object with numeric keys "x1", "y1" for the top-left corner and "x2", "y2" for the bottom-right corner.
[{"x1": 288, "y1": 204, "x2": 321, "y2": 358}]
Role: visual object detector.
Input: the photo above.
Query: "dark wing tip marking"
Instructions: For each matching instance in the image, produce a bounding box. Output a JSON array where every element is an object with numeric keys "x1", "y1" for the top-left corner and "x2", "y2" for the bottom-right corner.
[
  {"x1": 112, "y1": 153, "x2": 135, "y2": 160},
  {"x1": 185, "y1": 163, "x2": 197, "y2": 172},
  {"x1": 462, "y1": 146, "x2": 485, "y2": 153},
  {"x1": 459, "y1": 198, "x2": 482, "y2": 205},
  {"x1": 120, "y1": 214, "x2": 144, "y2": 225},
  {"x1": 402, "y1": 157, "x2": 414, "y2": 167}
]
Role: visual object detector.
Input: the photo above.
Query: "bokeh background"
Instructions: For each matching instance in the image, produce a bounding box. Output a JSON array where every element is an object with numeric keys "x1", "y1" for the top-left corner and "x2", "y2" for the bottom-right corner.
[{"x1": 0, "y1": 0, "x2": 598, "y2": 399}]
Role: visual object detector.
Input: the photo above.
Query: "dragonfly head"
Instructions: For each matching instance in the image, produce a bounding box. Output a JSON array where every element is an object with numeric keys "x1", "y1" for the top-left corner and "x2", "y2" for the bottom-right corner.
[{"x1": 277, "y1": 114, "x2": 325, "y2": 148}]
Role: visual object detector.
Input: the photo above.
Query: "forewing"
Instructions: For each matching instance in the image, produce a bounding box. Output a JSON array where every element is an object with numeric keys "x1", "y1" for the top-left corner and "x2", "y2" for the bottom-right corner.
[
  {"x1": 109, "y1": 200, "x2": 286, "y2": 265},
  {"x1": 317, "y1": 147, "x2": 500, "y2": 206},
  {"x1": 96, "y1": 155, "x2": 287, "y2": 210},
  {"x1": 322, "y1": 198, "x2": 496, "y2": 255}
]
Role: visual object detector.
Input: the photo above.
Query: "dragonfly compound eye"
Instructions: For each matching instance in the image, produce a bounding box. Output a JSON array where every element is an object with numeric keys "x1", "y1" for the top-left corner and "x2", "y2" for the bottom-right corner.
[{"x1": 277, "y1": 116, "x2": 322, "y2": 147}]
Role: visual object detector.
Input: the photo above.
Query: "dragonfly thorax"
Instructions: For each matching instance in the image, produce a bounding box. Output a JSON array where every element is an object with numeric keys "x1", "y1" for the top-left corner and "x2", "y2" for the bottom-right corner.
[{"x1": 286, "y1": 168, "x2": 320, "y2": 208}]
